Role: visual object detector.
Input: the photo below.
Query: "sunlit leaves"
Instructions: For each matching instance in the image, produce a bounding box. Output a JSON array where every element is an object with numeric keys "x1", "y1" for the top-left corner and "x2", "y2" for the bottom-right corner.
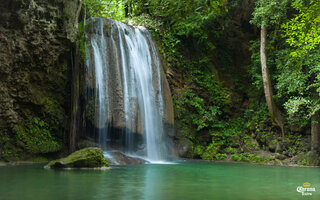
[
  {"x1": 83, "y1": 0, "x2": 126, "y2": 20},
  {"x1": 281, "y1": 0, "x2": 320, "y2": 54}
]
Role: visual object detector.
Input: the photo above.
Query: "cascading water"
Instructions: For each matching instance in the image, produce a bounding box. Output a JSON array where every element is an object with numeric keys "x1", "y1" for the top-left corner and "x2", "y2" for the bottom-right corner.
[{"x1": 85, "y1": 18, "x2": 171, "y2": 162}]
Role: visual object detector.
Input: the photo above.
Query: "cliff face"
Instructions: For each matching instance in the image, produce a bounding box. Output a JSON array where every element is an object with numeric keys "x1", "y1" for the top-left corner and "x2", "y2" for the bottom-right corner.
[{"x1": 0, "y1": 0, "x2": 80, "y2": 161}]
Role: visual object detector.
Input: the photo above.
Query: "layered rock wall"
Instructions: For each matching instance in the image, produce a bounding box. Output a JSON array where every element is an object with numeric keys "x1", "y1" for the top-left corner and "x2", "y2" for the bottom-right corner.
[{"x1": 0, "y1": 0, "x2": 80, "y2": 160}]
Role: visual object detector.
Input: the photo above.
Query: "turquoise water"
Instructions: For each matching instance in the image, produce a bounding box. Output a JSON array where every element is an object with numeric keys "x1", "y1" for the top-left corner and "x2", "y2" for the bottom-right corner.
[{"x1": 0, "y1": 162, "x2": 319, "y2": 200}]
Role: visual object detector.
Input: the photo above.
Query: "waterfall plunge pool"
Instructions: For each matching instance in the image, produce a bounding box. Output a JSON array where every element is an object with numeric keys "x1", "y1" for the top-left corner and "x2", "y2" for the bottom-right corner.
[{"x1": 0, "y1": 162, "x2": 319, "y2": 200}]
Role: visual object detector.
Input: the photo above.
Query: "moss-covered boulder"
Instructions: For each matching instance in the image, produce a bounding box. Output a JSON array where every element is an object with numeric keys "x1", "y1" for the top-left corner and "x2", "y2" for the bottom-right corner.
[{"x1": 44, "y1": 148, "x2": 109, "y2": 169}]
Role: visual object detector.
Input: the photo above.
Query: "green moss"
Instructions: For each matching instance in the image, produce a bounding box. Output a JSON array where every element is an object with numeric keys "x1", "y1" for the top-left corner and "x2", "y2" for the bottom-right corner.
[
  {"x1": 45, "y1": 147, "x2": 109, "y2": 169},
  {"x1": 78, "y1": 21, "x2": 93, "y2": 61},
  {"x1": 85, "y1": 98, "x2": 95, "y2": 123},
  {"x1": 104, "y1": 23, "x2": 108, "y2": 30},
  {"x1": 0, "y1": 143, "x2": 22, "y2": 161},
  {"x1": 62, "y1": 65, "x2": 68, "y2": 72},
  {"x1": 15, "y1": 117, "x2": 61, "y2": 154},
  {"x1": 31, "y1": 156, "x2": 49, "y2": 162},
  {"x1": 215, "y1": 153, "x2": 227, "y2": 160}
]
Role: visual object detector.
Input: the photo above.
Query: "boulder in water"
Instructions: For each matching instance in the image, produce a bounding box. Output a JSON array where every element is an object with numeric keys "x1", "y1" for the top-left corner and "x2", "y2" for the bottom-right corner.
[
  {"x1": 44, "y1": 147, "x2": 109, "y2": 169},
  {"x1": 106, "y1": 152, "x2": 148, "y2": 165}
]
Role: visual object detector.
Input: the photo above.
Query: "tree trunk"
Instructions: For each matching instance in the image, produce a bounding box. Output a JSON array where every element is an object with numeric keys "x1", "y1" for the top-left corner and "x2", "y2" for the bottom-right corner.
[
  {"x1": 125, "y1": 1, "x2": 132, "y2": 17},
  {"x1": 260, "y1": 25, "x2": 285, "y2": 138},
  {"x1": 311, "y1": 110, "x2": 320, "y2": 152},
  {"x1": 69, "y1": 43, "x2": 80, "y2": 153}
]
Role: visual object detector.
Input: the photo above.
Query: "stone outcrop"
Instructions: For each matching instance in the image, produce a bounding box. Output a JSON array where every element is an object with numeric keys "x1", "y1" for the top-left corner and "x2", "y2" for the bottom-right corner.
[
  {"x1": 0, "y1": 0, "x2": 81, "y2": 161},
  {"x1": 106, "y1": 152, "x2": 147, "y2": 165},
  {"x1": 45, "y1": 147, "x2": 109, "y2": 169}
]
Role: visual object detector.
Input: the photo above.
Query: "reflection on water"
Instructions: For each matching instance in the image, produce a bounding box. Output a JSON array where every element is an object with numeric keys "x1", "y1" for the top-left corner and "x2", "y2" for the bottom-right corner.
[{"x1": 0, "y1": 162, "x2": 319, "y2": 200}]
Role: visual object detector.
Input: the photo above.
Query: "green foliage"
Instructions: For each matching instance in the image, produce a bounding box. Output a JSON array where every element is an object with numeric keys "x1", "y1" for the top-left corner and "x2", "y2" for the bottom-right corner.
[
  {"x1": 249, "y1": 2, "x2": 320, "y2": 128},
  {"x1": 251, "y1": 0, "x2": 289, "y2": 27},
  {"x1": 297, "y1": 158, "x2": 307, "y2": 166},
  {"x1": 225, "y1": 147, "x2": 237, "y2": 154},
  {"x1": 78, "y1": 21, "x2": 91, "y2": 61},
  {"x1": 284, "y1": 97, "x2": 315, "y2": 126},
  {"x1": 231, "y1": 153, "x2": 271, "y2": 163},
  {"x1": 126, "y1": 13, "x2": 163, "y2": 32},
  {"x1": 282, "y1": 0, "x2": 320, "y2": 53},
  {"x1": 284, "y1": 133, "x2": 307, "y2": 156},
  {"x1": 146, "y1": 0, "x2": 226, "y2": 37},
  {"x1": 16, "y1": 117, "x2": 61, "y2": 154},
  {"x1": 39, "y1": 97, "x2": 64, "y2": 126},
  {"x1": 83, "y1": 0, "x2": 126, "y2": 20},
  {"x1": 15, "y1": 0, "x2": 24, "y2": 4},
  {"x1": 216, "y1": 153, "x2": 228, "y2": 160},
  {"x1": 201, "y1": 141, "x2": 220, "y2": 160},
  {"x1": 78, "y1": 0, "x2": 318, "y2": 163}
]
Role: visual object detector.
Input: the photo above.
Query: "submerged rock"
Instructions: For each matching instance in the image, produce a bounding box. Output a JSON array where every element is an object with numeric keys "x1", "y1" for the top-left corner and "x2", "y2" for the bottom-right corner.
[{"x1": 44, "y1": 148, "x2": 109, "y2": 169}]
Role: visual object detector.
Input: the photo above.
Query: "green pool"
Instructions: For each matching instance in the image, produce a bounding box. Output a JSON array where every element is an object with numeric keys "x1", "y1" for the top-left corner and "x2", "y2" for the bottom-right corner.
[{"x1": 0, "y1": 162, "x2": 319, "y2": 200}]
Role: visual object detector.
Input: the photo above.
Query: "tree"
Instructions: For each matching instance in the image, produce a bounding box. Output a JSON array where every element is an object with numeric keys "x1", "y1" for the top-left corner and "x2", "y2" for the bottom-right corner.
[
  {"x1": 282, "y1": 0, "x2": 320, "y2": 151},
  {"x1": 251, "y1": 0, "x2": 289, "y2": 139}
]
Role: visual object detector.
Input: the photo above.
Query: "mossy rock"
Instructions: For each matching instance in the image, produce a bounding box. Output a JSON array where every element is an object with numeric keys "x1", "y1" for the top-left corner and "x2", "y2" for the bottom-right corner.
[
  {"x1": 295, "y1": 151, "x2": 320, "y2": 166},
  {"x1": 44, "y1": 147, "x2": 109, "y2": 169},
  {"x1": 304, "y1": 151, "x2": 319, "y2": 166}
]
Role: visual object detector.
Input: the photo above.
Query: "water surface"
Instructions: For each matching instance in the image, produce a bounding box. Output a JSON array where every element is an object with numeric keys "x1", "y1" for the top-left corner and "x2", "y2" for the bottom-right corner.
[{"x1": 0, "y1": 162, "x2": 319, "y2": 200}]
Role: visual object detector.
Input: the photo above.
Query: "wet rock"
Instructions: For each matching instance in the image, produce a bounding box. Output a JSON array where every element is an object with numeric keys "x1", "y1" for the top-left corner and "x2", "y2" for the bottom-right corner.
[
  {"x1": 282, "y1": 150, "x2": 290, "y2": 156},
  {"x1": 177, "y1": 138, "x2": 192, "y2": 158},
  {"x1": 106, "y1": 152, "x2": 147, "y2": 165},
  {"x1": 275, "y1": 153, "x2": 287, "y2": 160},
  {"x1": 273, "y1": 159, "x2": 283, "y2": 166},
  {"x1": 282, "y1": 158, "x2": 292, "y2": 165},
  {"x1": 257, "y1": 151, "x2": 274, "y2": 160},
  {"x1": 0, "y1": 0, "x2": 81, "y2": 160},
  {"x1": 250, "y1": 138, "x2": 260, "y2": 148},
  {"x1": 275, "y1": 142, "x2": 283, "y2": 153},
  {"x1": 77, "y1": 139, "x2": 99, "y2": 149},
  {"x1": 266, "y1": 138, "x2": 280, "y2": 153},
  {"x1": 45, "y1": 147, "x2": 109, "y2": 169}
]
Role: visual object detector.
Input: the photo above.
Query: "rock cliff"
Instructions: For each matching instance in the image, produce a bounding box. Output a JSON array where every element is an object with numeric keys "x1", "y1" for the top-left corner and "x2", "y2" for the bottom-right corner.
[{"x1": 0, "y1": 0, "x2": 81, "y2": 161}]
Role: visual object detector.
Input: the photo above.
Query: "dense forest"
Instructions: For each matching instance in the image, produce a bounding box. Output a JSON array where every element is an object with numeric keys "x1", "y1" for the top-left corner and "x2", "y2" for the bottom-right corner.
[{"x1": 0, "y1": 0, "x2": 319, "y2": 167}]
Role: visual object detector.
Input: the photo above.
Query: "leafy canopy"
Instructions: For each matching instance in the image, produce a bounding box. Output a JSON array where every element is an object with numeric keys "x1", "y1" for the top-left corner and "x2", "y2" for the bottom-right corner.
[
  {"x1": 282, "y1": 0, "x2": 320, "y2": 54},
  {"x1": 251, "y1": 0, "x2": 289, "y2": 27}
]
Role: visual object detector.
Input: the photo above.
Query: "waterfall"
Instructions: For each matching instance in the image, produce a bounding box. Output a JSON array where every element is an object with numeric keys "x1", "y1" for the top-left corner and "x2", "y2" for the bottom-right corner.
[{"x1": 85, "y1": 18, "x2": 170, "y2": 162}]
